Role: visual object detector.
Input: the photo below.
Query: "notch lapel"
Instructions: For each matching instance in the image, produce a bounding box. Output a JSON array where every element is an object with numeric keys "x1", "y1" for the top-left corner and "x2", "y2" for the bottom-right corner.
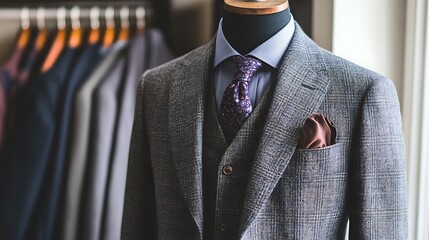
[
  {"x1": 168, "y1": 40, "x2": 215, "y2": 238},
  {"x1": 239, "y1": 25, "x2": 332, "y2": 236}
]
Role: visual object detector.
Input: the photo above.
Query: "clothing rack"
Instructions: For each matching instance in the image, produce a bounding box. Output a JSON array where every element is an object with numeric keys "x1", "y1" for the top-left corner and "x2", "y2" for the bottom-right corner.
[
  {"x1": 0, "y1": 2, "x2": 174, "y2": 240},
  {"x1": 0, "y1": 2, "x2": 154, "y2": 28},
  {"x1": 0, "y1": 2, "x2": 155, "y2": 66}
]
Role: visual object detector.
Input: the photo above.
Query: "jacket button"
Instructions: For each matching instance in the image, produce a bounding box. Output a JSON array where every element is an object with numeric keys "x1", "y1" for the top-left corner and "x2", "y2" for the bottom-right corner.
[
  {"x1": 222, "y1": 165, "x2": 233, "y2": 175},
  {"x1": 219, "y1": 223, "x2": 227, "y2": 232}
]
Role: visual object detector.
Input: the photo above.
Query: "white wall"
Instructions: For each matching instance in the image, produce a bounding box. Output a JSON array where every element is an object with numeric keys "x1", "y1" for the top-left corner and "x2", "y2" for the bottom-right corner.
[
  {"x1": 402, "y1": 0, "x2": 429, "y2": 238},
  {"x1": 331, "y1": 0, "x2": 406, "y2": 102},
  {"x1": 312, "y1": 0, "x2": 333, "y2": 51}
]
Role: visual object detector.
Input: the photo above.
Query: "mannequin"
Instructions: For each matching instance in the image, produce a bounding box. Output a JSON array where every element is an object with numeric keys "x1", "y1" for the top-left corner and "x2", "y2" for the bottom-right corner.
[
  {"x1": 122, "y1": 0, "x2": 408, "y2": 238},
  {"x1": 222, "y1": 0, "x2": 291, "y2": 54}
]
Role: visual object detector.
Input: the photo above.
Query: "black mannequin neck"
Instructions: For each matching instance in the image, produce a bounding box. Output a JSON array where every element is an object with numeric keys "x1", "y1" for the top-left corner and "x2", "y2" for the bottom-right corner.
[{"x1": 222, "y1": 8, "x2": 291, "y2": 55}]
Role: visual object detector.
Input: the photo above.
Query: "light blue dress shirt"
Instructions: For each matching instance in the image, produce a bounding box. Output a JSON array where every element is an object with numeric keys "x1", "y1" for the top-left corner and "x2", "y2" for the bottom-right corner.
[{"x1": 213, "y1": 16, "x2": 295, "y2": 113}]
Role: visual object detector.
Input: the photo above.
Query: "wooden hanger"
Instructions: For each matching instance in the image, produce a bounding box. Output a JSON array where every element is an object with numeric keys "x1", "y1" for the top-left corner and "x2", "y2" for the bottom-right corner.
[
  {"x1": 224, "y1": 0, "x2": 289, "y2": 15},
  {"x1": 103, "y1": 7, "x2": 116, "y2": 47},
  {"x1": 135, "y1": 7, "x2": 146, "y2": 34},
  {"x1": 68, "y1": 6, "x2": 83, "y2": 48},
  {"x1": 88, "y1": 7, "x2": 102, "y2": 45},
  {"x1": 40, "y1": 7, "x2": 68, "y2": 73},
  {"x1": 118, "y1": 7, "x2": 130, "y2": 41}
]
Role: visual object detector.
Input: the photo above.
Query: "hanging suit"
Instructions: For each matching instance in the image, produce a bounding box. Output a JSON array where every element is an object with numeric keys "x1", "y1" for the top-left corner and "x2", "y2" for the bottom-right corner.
[
  {"x1": 59, "y1": 43, "x2": 103, "y2": 240},
  {"x1": 0, "y1": 46, "x2": 79, "y2": 240},
  {"x1": 66, "y1": 41, "x2": 127, "y2": 240},
  {"x1": 5, "y1": 30, "x2": 54, "y2": 141},
  {"x1": 81, "y1": 43, "x2": 128, "y2": 240},
  {"x1": 102, "y1": 29, "x2": 174, "y2": 240},
  {"x1": 50, "y1": 42, "x2": 102, "y2": 240},
  {"x1": 0, "y1": 47, "x2": 25, "y2": 149}
]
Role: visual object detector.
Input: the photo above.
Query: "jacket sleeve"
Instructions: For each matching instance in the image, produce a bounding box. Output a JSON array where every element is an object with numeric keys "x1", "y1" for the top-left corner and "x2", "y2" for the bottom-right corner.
[
  {"x1": 122, "y1": 72, "x2": 157, "y2": 239},
  {"x1": 349, "y1": 77, "x2": 408, "y2": 239}
]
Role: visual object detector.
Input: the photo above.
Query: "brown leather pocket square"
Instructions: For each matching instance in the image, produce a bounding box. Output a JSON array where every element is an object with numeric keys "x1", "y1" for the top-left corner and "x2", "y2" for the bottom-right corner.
[{"x1": 297, "y1": 113, "x2": 337, "y2": 149}]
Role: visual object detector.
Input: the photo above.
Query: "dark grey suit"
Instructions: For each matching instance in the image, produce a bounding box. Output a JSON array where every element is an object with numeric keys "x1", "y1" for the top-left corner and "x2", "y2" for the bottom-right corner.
[{"x1": 122, "y1": 24, "x2": 407, "y2": 239}]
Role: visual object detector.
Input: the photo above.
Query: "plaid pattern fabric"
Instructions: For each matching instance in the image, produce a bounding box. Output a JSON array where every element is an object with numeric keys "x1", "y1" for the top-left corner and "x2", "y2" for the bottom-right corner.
[
  {"x1": 122, "y1": 23, "x2": 408, "y2": 240},
  {"x1": 202, "y1": 72, "x2": 273, "y2": 239}
]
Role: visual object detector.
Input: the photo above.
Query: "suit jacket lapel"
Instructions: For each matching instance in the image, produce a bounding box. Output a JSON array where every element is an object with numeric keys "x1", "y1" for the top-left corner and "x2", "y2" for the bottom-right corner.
[
  {"x1": 168, "y1": 40, "x2": 215, "y2": 237},
  {"x1": 239, "y1": 24, "x2": 332, "y2": 236}
]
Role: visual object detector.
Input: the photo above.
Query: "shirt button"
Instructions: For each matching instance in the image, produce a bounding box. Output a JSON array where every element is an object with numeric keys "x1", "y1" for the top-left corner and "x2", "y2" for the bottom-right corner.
[
  {"x1": 222, "y1": 165, "x2": 233, "y2": 175},
  {"x1": 219, "y1": 223, "x2": 227, "y2": 232}
]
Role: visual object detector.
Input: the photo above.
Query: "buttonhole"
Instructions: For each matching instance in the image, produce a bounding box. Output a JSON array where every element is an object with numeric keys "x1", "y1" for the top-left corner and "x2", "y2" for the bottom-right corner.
[{"x1": 301, "y1": 83, "x2": 316, "y2": 90}]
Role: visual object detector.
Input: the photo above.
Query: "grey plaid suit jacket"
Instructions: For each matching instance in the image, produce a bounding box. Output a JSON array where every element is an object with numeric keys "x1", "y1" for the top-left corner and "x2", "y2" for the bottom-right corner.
[{"x1": 122, "y1": 23, "x2": 408, "y2": 239}]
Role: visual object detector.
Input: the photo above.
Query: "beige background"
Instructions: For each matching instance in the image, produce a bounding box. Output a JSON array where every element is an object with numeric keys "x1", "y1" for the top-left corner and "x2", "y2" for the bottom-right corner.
[
  {"x1": 170, "y1": 0, "x2": 214, "y2": 55},
  {"x1": 0, "y1": 19, "x2": 20, "y2": 65}
]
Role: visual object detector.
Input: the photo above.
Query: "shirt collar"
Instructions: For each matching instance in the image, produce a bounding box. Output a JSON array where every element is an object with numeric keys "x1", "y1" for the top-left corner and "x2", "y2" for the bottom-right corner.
[{"x1": 214, "y1": 15, "x2": 295, "y2": 69}]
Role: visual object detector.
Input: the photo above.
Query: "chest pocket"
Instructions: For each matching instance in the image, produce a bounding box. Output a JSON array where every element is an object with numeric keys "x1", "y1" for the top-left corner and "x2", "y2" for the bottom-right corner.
[{"x1": 285, "y1": 143, "x2": 347, "y2": 177}]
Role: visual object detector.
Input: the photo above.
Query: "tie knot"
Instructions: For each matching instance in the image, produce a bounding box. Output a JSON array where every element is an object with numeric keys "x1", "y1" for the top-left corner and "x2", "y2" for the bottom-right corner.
[{"x1": 232, "y1": 56, "x2": 263, "y2": 82}]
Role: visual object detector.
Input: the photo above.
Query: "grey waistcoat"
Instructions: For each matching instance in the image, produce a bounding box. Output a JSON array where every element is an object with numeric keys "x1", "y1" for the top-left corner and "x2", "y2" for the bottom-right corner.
[{"x1": 202, "y1": 80, "x2": 273, "y2": 239}]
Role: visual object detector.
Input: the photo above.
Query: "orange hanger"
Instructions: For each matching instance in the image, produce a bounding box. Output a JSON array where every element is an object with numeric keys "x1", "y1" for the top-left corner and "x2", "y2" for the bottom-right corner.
[
  {"x1": 34, "y1": 7, "x2": 48, "y2": 52},
  {"x1": 118, "y1": 7, "x2": 130, "y2": 41},
  {"x1": 68, "y1": 6, "x2": 83, "y2": 48},
  {"x1": 16, "y1": 7, "x2": 48, "y2": 83},
  {"x1": 88, "y1": 7, "x2": 102, "y2": 45},
  {"x1": 34, "y1": 30, "x2": 48, "y2": 52},
  {"x1": 135, "y1": 7, "x2": 146, "y2": 35},
  {"x1": 16, "y1": 7, "x2": 32, "y2": 51},
  {"x1": 103, "y1": 7, "x2": 116, "y2": 47},
  {"x1": 40, "y1": 7, "x2": 68, "y2": 74}
]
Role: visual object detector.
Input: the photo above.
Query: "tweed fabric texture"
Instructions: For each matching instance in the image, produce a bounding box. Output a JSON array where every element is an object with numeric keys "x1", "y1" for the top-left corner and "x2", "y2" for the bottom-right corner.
[
  {"x1": 202, "y1": 76, "x2": 272, "y2": 239},
  {"x1": 122, "y1": 23, "x2": 408, "y2": 239},
  {"x1": 202, "y1": 82, "x2": 228, "y2": 239},
  {"x1": 219, "y1": 56, "x2": 263, "y2": 143}
]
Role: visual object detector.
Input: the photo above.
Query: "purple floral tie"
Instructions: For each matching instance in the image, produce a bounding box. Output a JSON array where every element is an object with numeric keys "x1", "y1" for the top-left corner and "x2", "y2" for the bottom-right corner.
[{"x1": 219, "y1": 56, "x2": 263, "y2": 143}]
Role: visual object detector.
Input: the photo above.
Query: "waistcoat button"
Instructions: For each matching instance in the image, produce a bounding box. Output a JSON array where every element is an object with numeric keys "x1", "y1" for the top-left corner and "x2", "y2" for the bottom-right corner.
[
  {"x1": 219, "y1": 223, "x2": 227, "y2": 232},
  {"x1": 222, "y1": 165, "x2": 233, "y2": 175}
]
